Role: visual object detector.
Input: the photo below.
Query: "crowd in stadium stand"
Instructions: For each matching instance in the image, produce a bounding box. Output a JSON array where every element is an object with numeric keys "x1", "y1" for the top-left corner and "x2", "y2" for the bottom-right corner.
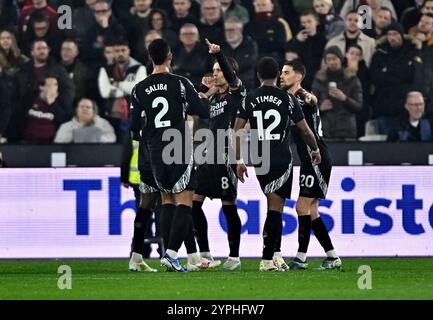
[{"x1": 0, "y1": 0, "x2": 432, "y2": 145}]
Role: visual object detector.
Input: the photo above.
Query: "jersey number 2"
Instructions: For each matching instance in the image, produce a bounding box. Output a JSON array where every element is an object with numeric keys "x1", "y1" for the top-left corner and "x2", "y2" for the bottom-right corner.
[
  {"x1": 153, "y1": 97, "x2": 171, "y2": 128},
  {"x1": 253, "y1": 110, "x2": 281, "y2": 141}
]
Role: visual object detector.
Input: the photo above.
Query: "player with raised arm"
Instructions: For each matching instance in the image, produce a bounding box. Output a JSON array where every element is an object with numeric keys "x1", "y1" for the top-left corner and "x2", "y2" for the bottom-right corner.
[
  {"x1": 280, "y1": 60, "x2": 342, "y2": 270},
  {"x1": 234, "y1": 57, "x2": 321, "y2": 272},
  {"x1": 130, "y1": 39, "x2": 210, "y2": 272},
  {"x1": 191, "y1": 39, "x2": 246, "y2": 271}
]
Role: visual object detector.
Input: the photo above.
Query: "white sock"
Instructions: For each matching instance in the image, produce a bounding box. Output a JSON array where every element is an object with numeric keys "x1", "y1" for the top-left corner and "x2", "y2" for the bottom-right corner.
[
  {"x1": 228, "y1": 256, "x2": 240, "y2": 262},
  {"x1": 131, "y1": 252, "x2": 143, "y2": 262},
  {"x1": 296, "y1": 252, "x2": 307, "y2": 262},
  {"x1": 188, "y1": 252, "x2": 201, "y2": 265},
  {"x1": 262, "y1": 259, "x2": 273, "y2": 266},
  {"x1": 326, "y1": 249, "x2": 338, "y2": 258},
  {"x1": 166, "y1": 249, "x2": 178, "y2": 259},
  {"x1": 273, "y1": 251, "x2": 282, "y2": 259},
  {"x1": 200, "y1": 251, "x2": 211, "y2": 259}
]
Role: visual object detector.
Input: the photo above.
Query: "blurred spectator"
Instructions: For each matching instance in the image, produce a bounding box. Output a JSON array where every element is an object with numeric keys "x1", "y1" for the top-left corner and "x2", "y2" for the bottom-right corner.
[
  {"x1": 313, "y1": 0, "x2": 344, "y2": 40},
  {"x1": 98, "y1": 37, "x2": 146, "y2": 140},
  {"x1": 0, "y1": 0, "x2": 19, "y2": 30},
  {"x1": 387, "y1": 92, "x2": 432, "y2": 141},
  {"x1": 20, "y1": 11, "x2": 62, "y2": 58},
  {"x1": 340, "y1": 0, "x2": 397, "y2": 20},
  {"x1": 169, "y1": 0, "x2": 200, "y2": 34},
  {"x1": 409, "y1": 13, "x2": 433, "y2": 49},
  {"x1": 54, "y1": 98, "x2": 116, "y2": 143},
  {"x1": 345, "y1": 44, "x2": 371, "y2": 137},
  {"x1": 80, "y1": 0, "x2": 126, "y2": 65},
  {"x1": 154, "y1": 0, "x2": 201, "y2": 20},
  {"x1": 245, "y1": 0, "x2": 289, "y2": 64},
  {"x1": 22, "y1": 75, "x2": 70, "y2": 144},
  {"x1": 276, "y1": 0, "x2": 300, "y2": 35},
  {"x1": 0, "y1": 29, "x2": 29, "y2": 76},
  {"x1": 199, "y1": 0, "x2": 225, "y2": 44},
  {"x1": 103, "y1": 40, "x2": 116, "y2": 65},
  {"x1": 325, "y1": 10, "x2": 376, "y2": 66},
  {"x1": 312, "y1": 46, "x2": 363, "y2": 139},
  {"x1": 391, "y1": 0, "x2": 415, "y2": 20},
  {"x1": 401, "y1": 0, "x2": 433, "y2": 32},
  {"x1": 286, "y1": 11, "x2": 327, "y2": 90},
  {"x1": 221, "y1": 16, "x2": 258, "y2": 89},
  {"x1": 136, "y1": 30, "x2": 162, "y2": 72},
  {"x1": 285, "y1": 47, "x2": 301, "y2": 61},
  {"x1": 17, "y1": 0, "x2": 59, "y2": 36},
  {"x1": 71, "y1": 0, "x2": 98, "y2": 43},
  {"x1": 60, "y1": 39, "x2": 90, "y2": 101},
  {"x1": 172, "y1": 23, "x2": 211, "y2": 88},
  {"x1": 220, "y1": 0, "x2": 250, "y2": 25},
  {"x1": 363, "y1": 6, "x2": 393, "y2": 40},
  {"x1": 0, "y1": 55, "x2": 15, "y2": 143},
  {"x1": 121, "y1": 0, "x2": 153, "y2": 56},
  {"x1": 15, "y1": 39, "x2": 75, "y2": 142},
  {"x1": 148, "y1": 8, "x2": 179, "y2": 50},
  {"x1": 369, "y1": 22, "x2": 424, "y2": 135}
]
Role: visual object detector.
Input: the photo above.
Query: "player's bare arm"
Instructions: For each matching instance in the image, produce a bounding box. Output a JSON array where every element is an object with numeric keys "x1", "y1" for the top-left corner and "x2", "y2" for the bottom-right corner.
[{"x1": 295, "y1": 119, "x2": 321, "y2": 165}]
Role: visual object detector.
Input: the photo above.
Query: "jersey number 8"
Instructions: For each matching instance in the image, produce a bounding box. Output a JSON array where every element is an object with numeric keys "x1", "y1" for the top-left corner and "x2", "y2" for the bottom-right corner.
[{"x1": 152, "y1": 97, "x2": 171, "y2": 128}]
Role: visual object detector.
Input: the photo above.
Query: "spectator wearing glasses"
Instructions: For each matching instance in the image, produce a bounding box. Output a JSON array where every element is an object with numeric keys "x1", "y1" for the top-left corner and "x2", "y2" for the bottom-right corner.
[
  {"x1": 80, "y1": 0, "x2": 126, "y2": 65},
  {"x1": 17, "y1": 0, "x2": 59, "y2": 37},
  {"x1": 172, "y1": 23, "x2": 212, "y2": 88},
  {"x1": 387, "y1": 92, "x2": 432, "y2": 141}
]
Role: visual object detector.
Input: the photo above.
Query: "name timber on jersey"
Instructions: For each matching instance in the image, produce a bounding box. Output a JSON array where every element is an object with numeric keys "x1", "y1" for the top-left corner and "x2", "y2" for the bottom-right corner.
[{"x1": 238, "y1": 86, "x2": 304, "y2": 159}]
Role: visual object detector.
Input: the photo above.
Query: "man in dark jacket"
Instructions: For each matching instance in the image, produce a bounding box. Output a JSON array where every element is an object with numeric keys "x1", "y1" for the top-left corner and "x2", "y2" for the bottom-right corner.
[
  {"x1": 79, "y1": 0, "x2": 126, "y2": 65},
  {"x1": 221, "y1": 16, "x2": 258, "y2": 90},
  {"x1": 286, "y1": 11, "x2": 326, "y2": 90},
  {"x1": 312, "y1": 46, "x2": 363, "y2": 140},
  {"x1": 172, "y1": 23, "x2": 212, "y2": 88},
  {"x1": 370, "y1": 22, "x2": 424, "y2": 135},
  {"x1": 199, "y1": 0, "x2": 225, "y2": 44},
  {"x1": 387, "y1": 91, "x2": 432, "y2": 141},
  {"x1": 15, "y1": 39, "x2": 75, "y2": 142},
  {"x1": 245, "y1": 0, "x2": 287, "y2": 64}
]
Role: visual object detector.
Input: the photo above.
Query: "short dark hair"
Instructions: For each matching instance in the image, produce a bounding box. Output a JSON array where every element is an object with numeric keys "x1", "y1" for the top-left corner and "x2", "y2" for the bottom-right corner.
[
  {"x1": 39, "y1": 74, "x2": 57, "y2": 86},
  {"x1": 284, "y1": 60, "x2": 306, "y2": 81},
  {"x1": 213, "y1": 56, "x2": 240, "y2": 75},
  {"x1": 378, "y1": 6, "x2": 393, "y2": 16},
  {"x1": 257, "y1": 57, "x2": 279, "y2": 80},
  {"x1": 148, "y1": 38, "x2": 171, "y2": 65},
  {"x1": 112, "y1": 37, "x2": 129, "y2": 47},
  {"x1": 300, "y1": 10, "x2": 317, "y2": 20},
  {"x1": 30, "y1": 11, "x2": 50, "y2": 25},
  {"x1": 30, "y1": 38, "x2": 49, "y2": 51},
  {"x1": 346, "y1": 9, "x2": 360, "y2": 17}
]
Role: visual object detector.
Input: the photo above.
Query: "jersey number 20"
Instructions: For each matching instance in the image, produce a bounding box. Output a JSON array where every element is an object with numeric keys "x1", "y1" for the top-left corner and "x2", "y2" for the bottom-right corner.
[
  {"x1": 253, "y1": 110, "x2": 281, "y2": 141},
  {"x1": 153, "y1": 97, "x2": 171, "y2": 128}
]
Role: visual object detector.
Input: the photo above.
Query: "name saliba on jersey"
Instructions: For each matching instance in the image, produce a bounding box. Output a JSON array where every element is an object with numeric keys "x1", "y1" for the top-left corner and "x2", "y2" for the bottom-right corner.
[{"x1": 145, "y1": 83, "x2": 168, "y2": 95}]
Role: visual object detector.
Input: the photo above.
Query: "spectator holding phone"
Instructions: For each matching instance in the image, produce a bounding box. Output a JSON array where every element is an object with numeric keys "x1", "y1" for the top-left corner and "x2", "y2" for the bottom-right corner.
[{"x1": 312, "y1": 46, "x2": 363, "y2": 139}]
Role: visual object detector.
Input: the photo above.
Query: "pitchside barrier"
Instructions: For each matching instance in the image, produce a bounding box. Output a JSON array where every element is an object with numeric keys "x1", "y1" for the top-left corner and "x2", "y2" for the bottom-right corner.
[{"x1": 0, "y1": 167, "x2": 432, "y2": 258}]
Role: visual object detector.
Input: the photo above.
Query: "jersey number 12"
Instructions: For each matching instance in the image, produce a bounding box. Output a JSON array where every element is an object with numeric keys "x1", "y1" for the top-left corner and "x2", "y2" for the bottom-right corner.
[{"x1": 253, "y1": 110, "x2": 281, "y2": 141}]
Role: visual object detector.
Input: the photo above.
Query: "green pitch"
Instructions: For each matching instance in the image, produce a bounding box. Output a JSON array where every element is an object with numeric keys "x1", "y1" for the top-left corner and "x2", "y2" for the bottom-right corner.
[{"x1": 0, "y1": 258, "x2": 432, "y2": 300}]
